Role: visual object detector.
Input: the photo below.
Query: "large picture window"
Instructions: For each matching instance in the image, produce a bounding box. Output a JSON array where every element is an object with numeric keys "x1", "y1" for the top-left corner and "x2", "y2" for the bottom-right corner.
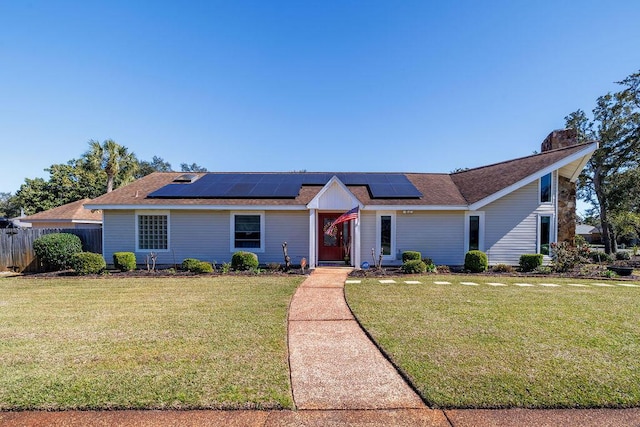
[
  {"x1": 137, "y1": 213, "x2": 168, "y2": 251},
  {"x1": 540, "y1": 173, "x2": 552, "y2": 203},
  {"x1": 231, "y1": 212, "x2": 265, "y2": 252}
]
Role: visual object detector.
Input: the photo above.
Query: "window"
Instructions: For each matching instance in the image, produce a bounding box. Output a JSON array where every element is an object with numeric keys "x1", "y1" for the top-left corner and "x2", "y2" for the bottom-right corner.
[
  {"x1": 468, "y1": 215, "x2": 480, "y2": 251},
  {"x1": 464, "y1": 211, "x2": 484, "y2": 252},
  {"x1": 380, "y1": 215, "x2": 392, "y2": 255},
  {"x1": 539, "y1": 215, "x2": 552, "y2": 255},
  {"x1": 137, "y1": 213, "x2": 168, "y2": 251},
  {"x1": 540, "y1": 173, "x2": 552, "y2": 203},
  {"x1": 376, "y1": 212, "x2": 395, "y2": 260},
  {"x1": 231, "y1": 212, "x2": 265, "y2": 252}
]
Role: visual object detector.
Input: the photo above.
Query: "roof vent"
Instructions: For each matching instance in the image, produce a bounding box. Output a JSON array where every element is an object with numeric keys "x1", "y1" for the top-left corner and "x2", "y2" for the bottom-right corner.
[{"x1": 173, "y1": 173, "x2": 199, "y2": 183}]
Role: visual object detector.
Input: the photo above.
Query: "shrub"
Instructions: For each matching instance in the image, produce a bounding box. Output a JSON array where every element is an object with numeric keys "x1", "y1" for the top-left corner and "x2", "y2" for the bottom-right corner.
[
  {"x1": 464, "y1": 250, "x2": 488, "y2": 273},
  {"x1": 550, "y1": 242, "x2": 587, "y2": 272},
  {"x1": 589, "y1": 251, "x2": 613, "y2": 264},
  {"x1": 425, "y1": 262, "x2": 437, "y2": 273},
  {"x1": 71, "y1": 252, "x2": 106, "y2": 275},
  {"x1": 266, "y1": 262, "x2": 282, "y2": 271},
  {"x1": 231, "y1": 251, "x2": 259, "y2": 271},
  {"x1": 492, "y1": 264, "x2": 514, "y2": 273},
  {"x1": 191, "y1": 261, "x2": 214, "y2": 274},
  {"x1": 401, "y1": 259, "x2": 427, "y2": 274},
  {"x1": 33, "y1": 233, "x2": 83, "y2": 271},
  {"x1": 402, "y1": 251, "x2": 421, "y2": 262},
  {"x1": 534, "y1": 265, "x2": 553, "y2": 274},
  {"x1": 113, "y1": 252, "x2": 136, "y2": 271},
  {"x1": 422, "y1": 257, "x2": 433, "y2": 266},
  {"x1": 181, "y1": 258, "x2": 201, "y2": 272},
  {"x1": 436, "y1": 265, "x2": 450, "y2": 273},
  {"x1": 519, "y1": 254, "x2": 543, "y2": 272},
  {"x1": 616, "y1": 251, "x2": 631, "y2": 261}
]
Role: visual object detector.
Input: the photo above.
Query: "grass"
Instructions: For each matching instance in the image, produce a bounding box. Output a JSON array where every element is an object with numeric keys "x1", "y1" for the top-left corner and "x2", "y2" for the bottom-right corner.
[
  {"x1": 0, "y1": 275, "x2": 303, "y2": 410},
  {"x1": 345, "y1": 274, "x2": 640, "y2": 409}
]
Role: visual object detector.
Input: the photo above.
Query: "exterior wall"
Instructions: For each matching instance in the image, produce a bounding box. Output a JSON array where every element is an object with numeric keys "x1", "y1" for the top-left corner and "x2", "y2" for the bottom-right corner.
[
  {"x1": 103, "y1": 210, "x2": 136, "y2": 264},
  {"x1": 359, "y1": 211, "x2": 377, "y2": 264},
  {"x1": 263, "y1": 211, "x2": 309, "y2": 264},
  {"x1": 396, "y1": 211, "x2": 465, "y2": 265},
  {"x1": 103, "y1": 209, "x2": 309, "y2": 267},
  {"x1": 482, "y1": 179, "x2": 556, "y2": 265},
  {"x1": 360, "y1": 210, "x2": 465, "y2": 266}
]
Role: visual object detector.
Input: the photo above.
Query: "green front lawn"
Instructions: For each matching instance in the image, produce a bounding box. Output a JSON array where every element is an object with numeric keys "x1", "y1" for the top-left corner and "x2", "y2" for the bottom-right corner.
[
  {"x1": 346, "y1": 275, "x2": 640, "y2": 409},
  {"x1": 0, "y1": 276, "x2": 302, "y2": 410}
]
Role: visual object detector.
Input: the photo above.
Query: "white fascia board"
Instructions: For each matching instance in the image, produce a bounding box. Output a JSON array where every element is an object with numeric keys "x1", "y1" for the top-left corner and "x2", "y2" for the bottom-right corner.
[
  {"x1": 71, "y1": 220, "x2": 102, "y2": 224},
  {"x1": 306, "y1": 175, "x2": 362, "y2": 209},
  {"x1": 362, "y1": 205, "x2": 468, "y2": 211},
  {"x1": 469, "y1": 142, "x2": 597, "y2": 211},
  {"x1": 83, "y1": 204, "x2": 307, "y2": 211}
]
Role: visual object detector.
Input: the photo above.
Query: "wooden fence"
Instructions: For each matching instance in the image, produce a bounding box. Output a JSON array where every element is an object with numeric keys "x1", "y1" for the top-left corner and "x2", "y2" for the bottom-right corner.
[{"x1": 0, "y1": 228, "x2": 102, "y2": 272}]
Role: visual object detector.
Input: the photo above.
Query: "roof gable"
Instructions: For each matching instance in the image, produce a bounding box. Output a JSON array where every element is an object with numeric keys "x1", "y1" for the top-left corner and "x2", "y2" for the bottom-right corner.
[
  {"x1": 307, "y1": 176, "x2": 362, "y2": 210},
  {"x1": 451, "y1": 142, "x2": 597, "y2": 209}
]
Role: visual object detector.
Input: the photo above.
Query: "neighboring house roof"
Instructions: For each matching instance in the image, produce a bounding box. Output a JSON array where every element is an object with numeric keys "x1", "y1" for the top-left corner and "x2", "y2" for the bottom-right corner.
[
  {"x1": 21, "y1": 199, "x2": 102, "y2": 225},
  {"x1": 576, "y1": 224, "x2": 600, "y2": 235},
  {"x1": 85, "y1": 142, "x2": 597, "y2": 211}
]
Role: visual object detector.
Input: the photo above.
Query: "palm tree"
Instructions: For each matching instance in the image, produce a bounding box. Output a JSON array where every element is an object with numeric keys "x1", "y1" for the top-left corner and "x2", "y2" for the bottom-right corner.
[{"x1": 83, "y1": 139, "x2": 139, "y2": 193}]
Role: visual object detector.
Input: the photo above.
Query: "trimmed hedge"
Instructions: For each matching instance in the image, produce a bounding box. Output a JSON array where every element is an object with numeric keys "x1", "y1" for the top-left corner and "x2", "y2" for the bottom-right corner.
[
  {"x1": 113, "y1": 252, "x2": 136, "y2": 271},
  {"x1": 231, "y1": 251, "x2": 259, "y2": 271},
  {"x1": 33, "y1": 233, "x2": 83, "y2": 271},
  {"x1": 402, "y1": 251, "x2": 422, "y2": 262},
  {"x1": 401, "y1": 259, "x2": 427, "y2": 274},
  {"x1": 519, "y1": 254, "x2": 543, "y2": 272},
  {"x1": 71, "y1": 252, "x2": 106, "y2": 275},
  {"x1": 191, "y1": 261, "x2": 214, "y2": 274},
  {"x1": 181, "y1": 258, "x2": 201, "y2": 272},
  {"x1": 464, "y1": 250, "x2": 488, "y2": 273}
]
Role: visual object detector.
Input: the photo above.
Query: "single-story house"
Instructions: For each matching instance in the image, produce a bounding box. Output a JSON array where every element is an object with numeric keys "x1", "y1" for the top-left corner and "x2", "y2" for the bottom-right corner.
[
  {"x1": 85, "y1": 130, "x2": 597, "y2": 268},
  {"x1": 576, "y1": 224, "x2": 602, "y2": 244},
  {"x1": 20, "y1": 199, "x2": 102, "y2": 229}
]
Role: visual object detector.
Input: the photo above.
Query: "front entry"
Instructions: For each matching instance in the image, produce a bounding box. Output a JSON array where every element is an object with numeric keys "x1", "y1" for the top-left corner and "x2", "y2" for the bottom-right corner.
[{"x1": 318, "y1": 212, "x2": 350, "y2": 262}]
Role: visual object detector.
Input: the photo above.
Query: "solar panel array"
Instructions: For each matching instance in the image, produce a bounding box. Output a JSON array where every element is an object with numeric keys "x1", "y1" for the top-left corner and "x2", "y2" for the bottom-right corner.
[{"x1": 148, "y1": 173, "x2": 423, "y2": 199}]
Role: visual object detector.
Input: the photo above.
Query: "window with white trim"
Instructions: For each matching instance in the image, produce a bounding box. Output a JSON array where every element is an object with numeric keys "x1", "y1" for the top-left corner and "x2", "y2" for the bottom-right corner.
[
  {"x1": 231, "y1": 212, "x2": 265, "y2": 252},
  {"x1": 540, "y1": 173, "x2": 552, "y2": 203},
  {"x1": 376, "y1": 212, "x2": 396, "y2": 260},
  {"x1": 137, "y1": 213, "x2": 169, "y2": 251},
  {"x1": 464, "y1": 211, "x2": 485, "y2": 253},
  {"x1": 539, "y1": 215, "x2": 552, "y2": 255}
]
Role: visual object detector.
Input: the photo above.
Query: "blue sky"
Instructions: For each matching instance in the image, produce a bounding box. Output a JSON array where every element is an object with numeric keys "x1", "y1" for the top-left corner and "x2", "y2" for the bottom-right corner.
[{"x1": 1, "y1": 1, "x2": 639, "y2": 195}]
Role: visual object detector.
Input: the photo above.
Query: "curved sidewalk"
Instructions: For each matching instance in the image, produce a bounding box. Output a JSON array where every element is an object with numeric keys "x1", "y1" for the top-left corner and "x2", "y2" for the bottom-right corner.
[{"x1": 287, "y1": 267, "x2": 426, "y2": 410}]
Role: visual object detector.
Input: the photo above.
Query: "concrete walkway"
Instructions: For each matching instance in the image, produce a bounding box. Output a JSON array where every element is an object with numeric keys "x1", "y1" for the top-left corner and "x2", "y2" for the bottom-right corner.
[{"x1": 287, "y1": 267, "x2": 425, "y2": 410}]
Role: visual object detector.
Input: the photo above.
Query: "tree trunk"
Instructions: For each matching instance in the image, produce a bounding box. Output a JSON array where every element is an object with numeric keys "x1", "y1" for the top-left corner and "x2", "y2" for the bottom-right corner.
[
  {"x1": 106, "y1": 174, "x2": 115, "y2": 193},
  {"x1": 594, "y1": 169, "x2": 615, "y2": 254}
]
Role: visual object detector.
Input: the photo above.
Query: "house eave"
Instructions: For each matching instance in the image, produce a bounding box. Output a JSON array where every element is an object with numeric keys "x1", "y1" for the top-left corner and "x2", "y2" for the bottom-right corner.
[{"x1": 84, "y1": 203, "x2": 308, "y2": 211}]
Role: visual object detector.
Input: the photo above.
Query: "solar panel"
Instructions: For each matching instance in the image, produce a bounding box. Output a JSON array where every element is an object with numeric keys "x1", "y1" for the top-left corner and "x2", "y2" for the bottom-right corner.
[{"x1": 147, "y1": 172, "x2": 422, "y2": 199}]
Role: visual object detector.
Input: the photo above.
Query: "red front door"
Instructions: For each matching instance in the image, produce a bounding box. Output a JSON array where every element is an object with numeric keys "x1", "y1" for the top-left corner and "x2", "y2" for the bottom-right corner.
[{"x1": 318, "y1": 213, "x2": 351, "y2": 262}]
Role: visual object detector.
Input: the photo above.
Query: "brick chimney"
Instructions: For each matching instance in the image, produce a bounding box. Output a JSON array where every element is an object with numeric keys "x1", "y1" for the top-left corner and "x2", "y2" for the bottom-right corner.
[
  {"x1": 541, "y1": 129, "x2": 578, "y2": 245},
  {"x1": 541, "y1": 128, "x2": 578, "y2": 152}
]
